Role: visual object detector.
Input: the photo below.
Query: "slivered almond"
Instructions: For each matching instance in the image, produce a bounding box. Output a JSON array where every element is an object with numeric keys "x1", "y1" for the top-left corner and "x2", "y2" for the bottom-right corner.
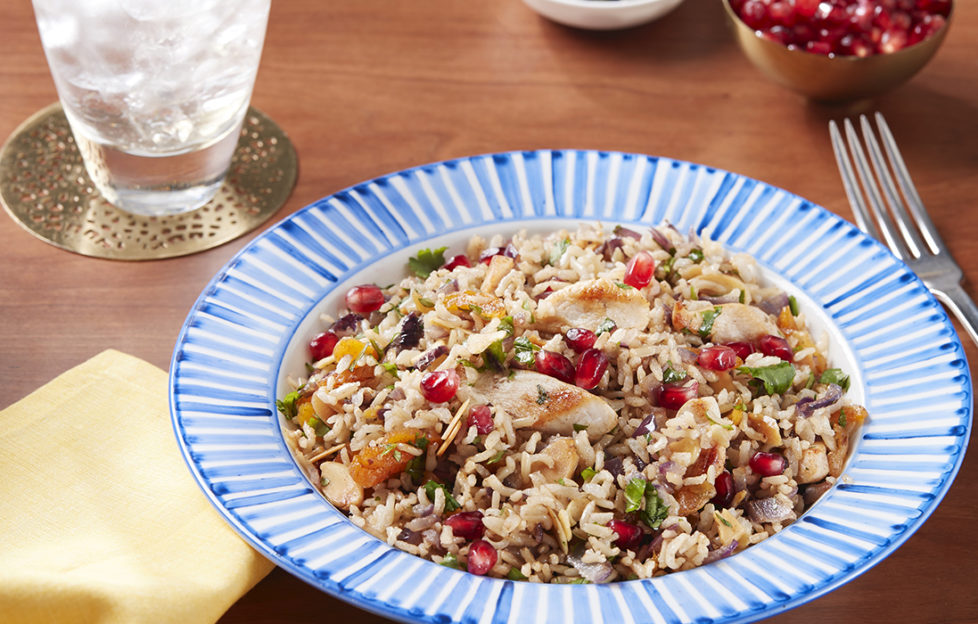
[
  {"x1": 547, "y1": 507, "x2": 569, "y2": 554},
  {"x1": 437, "y1": 398, "x2": 471, "y2": 456},
  {"x1": 309, "y1": 442, "x2": 347, "y2": 463}
]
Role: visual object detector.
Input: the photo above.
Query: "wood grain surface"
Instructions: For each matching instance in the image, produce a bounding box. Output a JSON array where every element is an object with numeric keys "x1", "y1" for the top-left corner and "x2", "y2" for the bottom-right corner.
[{"x1": 2, "y1": 1, "x2": 976, "y2": 623}]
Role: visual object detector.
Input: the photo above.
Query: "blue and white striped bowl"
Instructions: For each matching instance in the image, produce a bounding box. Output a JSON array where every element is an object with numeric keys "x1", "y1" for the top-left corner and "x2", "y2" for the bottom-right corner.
[{"x1": 170, "y1": 150, "x2": 971, "y2": 624}]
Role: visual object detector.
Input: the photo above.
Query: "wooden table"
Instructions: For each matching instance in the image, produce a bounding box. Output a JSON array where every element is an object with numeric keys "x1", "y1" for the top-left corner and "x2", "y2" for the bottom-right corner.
[{"x1": 2, "y1": 2, "x2": 976, "y2": 622}]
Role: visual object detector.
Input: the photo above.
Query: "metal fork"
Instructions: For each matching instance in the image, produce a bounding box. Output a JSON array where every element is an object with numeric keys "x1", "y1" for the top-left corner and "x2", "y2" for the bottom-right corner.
[{"x1": 829, "y1": 112, "x2": 978, "y2": 349}]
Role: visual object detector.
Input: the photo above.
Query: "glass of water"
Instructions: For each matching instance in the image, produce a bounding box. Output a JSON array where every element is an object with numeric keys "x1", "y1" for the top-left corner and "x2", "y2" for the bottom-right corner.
[{"x1": 31, "y1": 0, "x2": 271, "y2": 217}]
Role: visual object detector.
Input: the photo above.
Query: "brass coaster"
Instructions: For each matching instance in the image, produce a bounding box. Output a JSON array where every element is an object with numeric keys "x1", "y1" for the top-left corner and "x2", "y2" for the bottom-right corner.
[{"x1": 0, "y1": 103, "x2": 297, "y2": 260}]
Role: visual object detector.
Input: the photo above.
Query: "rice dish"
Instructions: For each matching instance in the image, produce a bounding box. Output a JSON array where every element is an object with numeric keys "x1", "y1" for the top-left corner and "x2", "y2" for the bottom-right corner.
[{"x1": 278, "y1": 223, "x2": 866, "y2": 583}]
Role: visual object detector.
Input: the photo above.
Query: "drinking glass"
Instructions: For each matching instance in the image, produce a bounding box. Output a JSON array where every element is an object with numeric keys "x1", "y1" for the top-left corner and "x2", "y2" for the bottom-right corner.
[{"x1": 31, "y1": 0, "x2": 271, "y2": 217}]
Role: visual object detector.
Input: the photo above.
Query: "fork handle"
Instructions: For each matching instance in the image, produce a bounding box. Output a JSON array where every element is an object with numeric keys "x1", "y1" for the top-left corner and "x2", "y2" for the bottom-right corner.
[{"x1": 931, "y1": 283, "x2": 978, "y2": 350}]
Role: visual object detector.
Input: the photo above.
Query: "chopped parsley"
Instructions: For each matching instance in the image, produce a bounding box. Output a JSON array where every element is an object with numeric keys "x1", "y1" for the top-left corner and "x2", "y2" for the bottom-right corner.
[
  {"x1": 580, "y1": 467, "x2": 597, "y2": 481},
  {"x1": 698, "y1": 305, "x2": 723, "y2": 338},
  {"x1": 819, "y1": 368, "x2": 851, "y2": 392},
  {"x1": 423, "y1": 480, "x2": 460, "y2": 512},
  {"x1": 381, "y1": 362, "x2": 400, "y2": 378},
  {"x1": 487, "y1": 450, "x2": 506, "y2": 464},
  {"x1": 596, "y1": 318, "x2": 616, "y2": 335},
  {"x1": 714, "y1": 510, "x2": 733, "y2": 528},
  {"x1": 275, "y1": 390, "x2": 300, "y2": 420},
  {"x1": 838, "y1": 408, "x2": 847, "y2": 428},
  {"x1": 688, "y1": 248, "x2": 704, "y2": 263},
  {"x1": 662, "y1": 361, "x2": 687, "y2": 384},
  {"x1": 308, "y1": 416, "x2": 331, "y2": 437},
  {"x1": 514, "y1": 336, "x2": 540, "y2": 366},
  {"x1": 738, "y1": 362, "x2": 796, "y2": 396},
  {"x1": 507, "y1": 567, "x2": 528, "y2": 581},
  {"x1": 573, "y1": 423, "x2": 589, "y2": 432},
  {"x1": 788, "y1": 295, "x2": 800, "y2": 316},
  {"x1": 439, "y1": 553, "x2": 465, "y2": 570},
  {"x1": 615, "y1": 281, "x2": 635, "y2": 290},
  {"x1": 624, "y1": 477, "x2": 647, "y2": 513},
  {"x1": 549, "y1": 238, "x2": 570, "y2": 265},
  {"x1": 624, "y1": 477, "x2": 669, "y2": 529},
  {"x1": 408, "y1": 247, "x2": 447, "y2": 278},
  {"x1": 536, "y1": 384, "x2": 549, "y2": 405},
  {"x1": 498, "y1": 315, "x2": 515, "y2": 337}
]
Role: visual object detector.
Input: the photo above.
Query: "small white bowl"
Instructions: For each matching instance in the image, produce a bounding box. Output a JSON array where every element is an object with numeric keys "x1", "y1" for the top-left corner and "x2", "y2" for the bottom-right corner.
[{"x1": 521, "y1": 0, "x2": 684, "y2": 31}]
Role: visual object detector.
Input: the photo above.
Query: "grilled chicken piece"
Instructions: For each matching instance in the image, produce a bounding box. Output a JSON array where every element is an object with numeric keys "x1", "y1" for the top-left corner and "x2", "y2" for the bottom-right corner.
[
  {"x1": 536, "y1": 277, "x2": 651, "y2": 332},
  {"x1": 672, "y1": 301, "x2": 778, "y2": 344},
  {"x1": 469, "y1": 370, "x2": 617, "y2": 440},
  {"x1": 796, "y1": 443, "x2": 829, "y2": 484}
]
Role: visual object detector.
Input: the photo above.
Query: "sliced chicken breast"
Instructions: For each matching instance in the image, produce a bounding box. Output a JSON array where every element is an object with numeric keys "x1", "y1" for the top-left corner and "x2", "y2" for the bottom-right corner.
[
  {"x1": 468, "y1": 370, "x2": 617, "y2": 440},
  {"x1": 536, "y1": 277, "x2": 651, "y2": 332}
]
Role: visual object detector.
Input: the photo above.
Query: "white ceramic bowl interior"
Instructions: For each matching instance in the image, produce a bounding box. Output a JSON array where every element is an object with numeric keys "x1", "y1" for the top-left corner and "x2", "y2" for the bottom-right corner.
[{"x1": 521, "y1": 0, "x2": 685, "y2": 30}]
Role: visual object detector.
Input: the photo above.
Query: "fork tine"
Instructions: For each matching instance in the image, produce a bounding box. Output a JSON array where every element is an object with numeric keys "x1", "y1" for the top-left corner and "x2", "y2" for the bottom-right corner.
[
  {"x1": 841, "y1": 117, "x2": 910, "y2": 260},
  {"x1": 858, "y1": 114, "x2": 928, "y2": 259},
  {"x1": 829, "y1": 120, "x2": 884, "y2": 243},
  {"x1": 875, "y1": 112, "x2": 947, "y2": 256}
]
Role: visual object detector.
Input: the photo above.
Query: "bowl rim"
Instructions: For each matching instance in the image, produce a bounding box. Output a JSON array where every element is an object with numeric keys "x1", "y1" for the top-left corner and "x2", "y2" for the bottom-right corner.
[
  {"x1": 720, "y1": 0, "x2": 954, "y2": 62},
  {"x1": 529, "y1": 0, "x2": 683, "y2": 11}
]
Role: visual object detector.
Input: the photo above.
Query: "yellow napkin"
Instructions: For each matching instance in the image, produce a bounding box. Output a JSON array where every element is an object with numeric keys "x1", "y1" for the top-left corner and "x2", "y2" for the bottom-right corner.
[{"x1": 0, "y1": 350, "x2": 275, "y2": 624}]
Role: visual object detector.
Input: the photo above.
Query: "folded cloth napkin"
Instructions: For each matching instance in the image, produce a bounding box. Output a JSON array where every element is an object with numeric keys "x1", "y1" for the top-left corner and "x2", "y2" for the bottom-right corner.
[{"x1": 0, "y1": 350, "x2": 274, "y2": 624}]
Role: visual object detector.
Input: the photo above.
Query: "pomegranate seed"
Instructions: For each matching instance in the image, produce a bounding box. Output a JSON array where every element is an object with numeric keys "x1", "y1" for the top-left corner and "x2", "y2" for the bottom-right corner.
[
  {"x1": 623, "y1": 251, "x2": 656, "y2": 289},
  {"x1": 466, "y1": 539, "x2": 497, "y2": 575},
  {"x1": 535, "y1": 350, "x2": 575, "y2": 384},
  {"x1": 467, "y1": 404, "x2": 494, "y2": 435},
  {"x1": 658, "y1": 380, "x2": 699, "y2": 410},
  {"x1": 442, "y1": 254, "x2": 471, "y2": 271},
  {"x1": 420, "y1": 369, "x2": 460, "y2": 403},
  {"x1": 444, "y1": 510, "x2": 485, "y2": 540},
  {"x1": 575, "y1": 348, "x2": 609, "y2": 390},
  {"x1": 697, "y1": 345, "x2": 737, "y2": 371},
  {"x1": 309, "y1": 331, "x2": 339, "y2": 361},
  {"x1": 750, "y1": 451, "x2": 788, "y2": 477},
  {"x1": 607, "y1": 519, "x2": 643, "y2": 550},
  {"x1": 725, "y1": 341, "x2": 754, "y2": 361},
  {"x1": 732, "y1": 0, "x2": 948, "y2": 56},
  {"x1": 565, "y1": 327, "x2": 596, "y2": 353},
  {"x1": 712, "y1": 471, "x2": 735, "y2": 508},
  {"x1": 758, "y1": 334, "x2": 793, "y2": 361},
  {"x1": 345, "y1": 284, "x2": 385, "y2": 315}
]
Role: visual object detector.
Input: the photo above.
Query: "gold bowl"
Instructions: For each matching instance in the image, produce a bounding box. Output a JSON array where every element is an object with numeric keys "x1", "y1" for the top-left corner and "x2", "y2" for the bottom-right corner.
[{"x1": 721, "y1": 0, "x2": 952, "y2": 103}]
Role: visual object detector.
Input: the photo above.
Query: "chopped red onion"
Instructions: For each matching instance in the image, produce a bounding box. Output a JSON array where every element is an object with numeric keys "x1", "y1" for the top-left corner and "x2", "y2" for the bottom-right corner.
[
  {"x1": 757, "y1": 293, "x2": 790, "y2": 316},
  {"x1": 568, "y1": 545, "x2": 614, "y2": 584},
  {"x1": 649, "y1": 227, "x2": 674, "y2": 252},
  {"x1": 795, "y1": 384, "x2": 843, "y2": 417},
  {"x1": 614, "y1": 225, "x2": 642, "y2": 239},
  {"x1": 703, "y1": 539, "x2": 739, "y2": 564},
  {"x1": 747, "y1": 497, "x2": 795, "y2": 524}
]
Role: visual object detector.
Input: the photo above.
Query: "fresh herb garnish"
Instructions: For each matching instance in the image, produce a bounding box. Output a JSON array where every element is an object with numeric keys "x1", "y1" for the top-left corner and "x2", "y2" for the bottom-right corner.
[
  {"x1": 624, "y1": 477, "x2": 669, "y2": 529},
  {"x1": 838, "y1": 408, "x2": 847, "y2": 428},
  {"x1": 439, "y1": 553, "x2": 465, "y2": 570},
  {"x1": 739, "y1": 290, "x2": 746, "y2": 304},
  {"x1": 573, "y1": 423, "x2": 589, "y2": 432},
  {"x1": 624, "y1": 477, "x2": 647, "y2": 513},
  {"x1": 662, "y1": 361, "x2": 687, "y2": 384},
  {"x1": 689, "y1": 285, "x2": 698, "y2": 300},
  {"x1": 549, "y1": 238, "x2": 570, "y2": 265},
  {"x1": 580, "y1": 467, "x2": 597, "y2": 481},
  {"x1": 615, "y1": 281, "x2": 635, "y2": 290},
  {"x1": 308, "y1": 416, "x2": 331, "y2": 437},
  {"x1": 714, "y1": 510, "x2": 733, "y2": 528},
  {"x1": 507, "y1": 567, "x2": 528, "y2": 581},
  {"x1": 819, "y1": 368, "x2": 851, "y2": 392},
  {"x1": 788, "y1": 295, "x2": 799, "y2": 316},
  {"x1": 514, "y1": 336, "x2": 540, "y2": 366},
  {"x1": 688, "y1": 248, "x2": 704, "y2": 263},
  {"x1": 483, "y1": 339, "x2": 506, "y2": 371},
  {"x1": 381, "y1": 362, "x2": 400, "y2": 378},
  {"x1": 640, "y1": 485, "x2": 669, "y2": 529},
  {"x1": 698, "y1": 306, "x2": 723, "y2": 338},
  {"x1": 536, "y1": 384, "x2": 549, "y2": 405},
  {"x1": 487, "y1": 450, "x2": 505, "y2": 464},
  {"x1": 276, "y1": 390, "x2": 301, "y2": 420},
  {"x1": 596, "y1": 318, "x2": 616, "y2": 335},
  {"x1": 738, "y1": 362, "x2": 796, "y2": 395},
  {"x1": 498, "y1": 315, "x2": 515, "y2": 337},
  {"x1": 423, "y1": 480, "x2": 460, "y2": 512},
  {"x1": 522, "y1": 299, "x2": 535, "y2": 324},
  {"x1": 408, "y1": 247, "x2": 447, "y2": 278}
]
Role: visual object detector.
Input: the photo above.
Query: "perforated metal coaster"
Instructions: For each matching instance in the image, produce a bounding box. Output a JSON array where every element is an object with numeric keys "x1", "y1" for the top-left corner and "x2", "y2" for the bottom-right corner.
[{"x1": 0, "y1": 103, "x2": 297, "y2": 260}]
